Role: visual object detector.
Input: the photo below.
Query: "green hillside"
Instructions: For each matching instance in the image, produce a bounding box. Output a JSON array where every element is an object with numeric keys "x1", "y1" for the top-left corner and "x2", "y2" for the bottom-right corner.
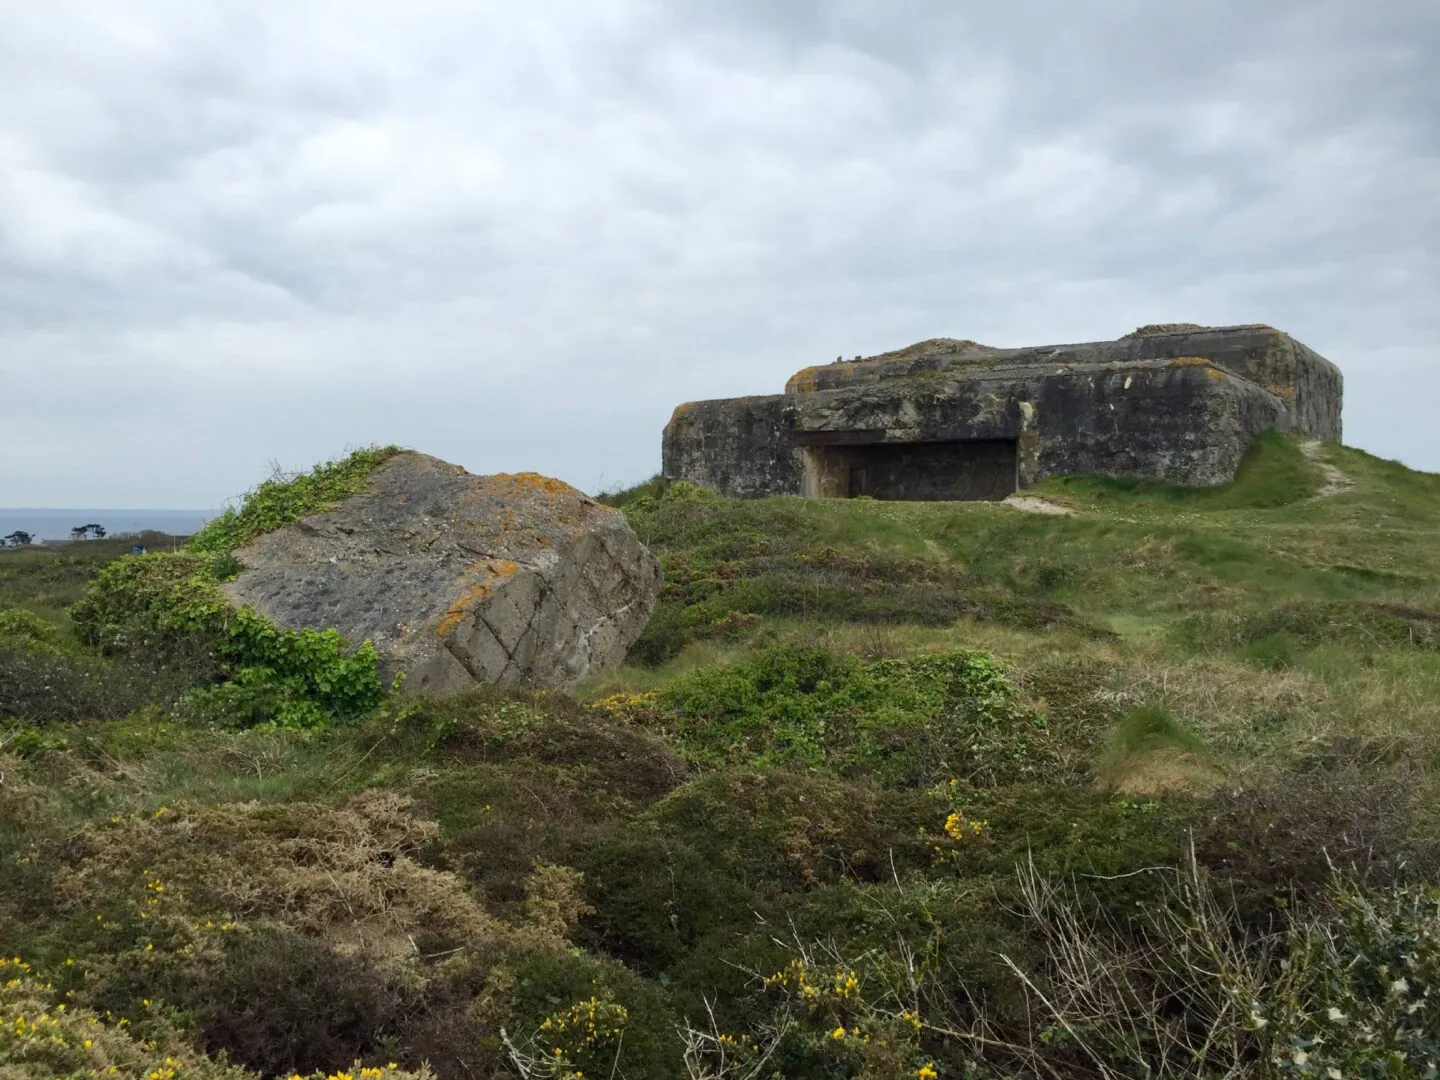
[{"x1": 4, "y1": 434, "x2": 1440, "y2": 1079}]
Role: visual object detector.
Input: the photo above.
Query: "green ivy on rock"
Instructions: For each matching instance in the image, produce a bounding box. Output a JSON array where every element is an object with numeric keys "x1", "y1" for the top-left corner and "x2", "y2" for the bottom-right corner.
[{"x1": 69, "y1": 447, "x2": 401, "y2": 729}]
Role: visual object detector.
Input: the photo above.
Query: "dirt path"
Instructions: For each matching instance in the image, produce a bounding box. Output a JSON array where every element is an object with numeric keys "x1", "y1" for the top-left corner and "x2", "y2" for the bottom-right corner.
[
  {"x1": 1300, "y1": 439, "x2": 1354, "y2": 497},
  {"x1": 1002, "y1": 494, "x2": 1076, "y2": 516}
]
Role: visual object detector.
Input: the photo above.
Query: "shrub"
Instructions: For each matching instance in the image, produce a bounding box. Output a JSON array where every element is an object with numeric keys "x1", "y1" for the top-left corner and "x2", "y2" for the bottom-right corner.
[
  {"x1": 1002, "y1": 851, "x2": 1440, "y2": 1080},
  {"x1": 0, "y1": 956, "x2": 252, "y2": 1080},
  {"x1": 68, "y1": 446, "x2": 405, "y2": 730},
  {"x1": 0, "y1": 643, "x2": 161, "y2": 725},
  {"x1": 0, "y1": 608, "x2": 59, "y2": 645},
  {"x1": 0, "y1": 954, "x2": 437, "y2": 1080},
  {"x1": 632, "y1": 643, "x2": 1056, "y2": 787},
  {"x1": 1192, "y1": 742, "x2": 1435, "y2": 926},
  {"x1": 188, "y1": 445, "x2": 402, "y2": 554},
  {"x1": 597, "y1": 473, "x2": 673, "y2": 509},
  {"x1": 183, "y1": 925, "x2": 407, "y2": 1077},
  {"x1": 70, "y1": 554, "x2": 384, "y2": 729},
  {"x1": 0, "y1": 606, "x2": 165, "y2": 724}
]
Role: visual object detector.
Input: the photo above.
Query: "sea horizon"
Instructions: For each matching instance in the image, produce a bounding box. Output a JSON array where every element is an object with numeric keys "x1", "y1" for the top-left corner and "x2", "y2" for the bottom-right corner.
[{"x1": 0, "y1": 508, "x2": 218, "y2": 543}]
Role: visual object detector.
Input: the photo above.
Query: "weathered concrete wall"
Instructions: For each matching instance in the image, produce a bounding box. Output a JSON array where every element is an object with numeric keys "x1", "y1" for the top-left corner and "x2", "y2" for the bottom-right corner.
[
  {"x1": 1119, "y1": 325, "x2": 1342, "y2": 441},
  {"x1": 785, "y1": 357, "x2": 1289, "y2": 488},
  {"x1": 1029, "y1": 361, "x2": 1289, "y2": 486},
  {"x1": 662, "y1": 395, "x2": 803, "y2": 497},
  {"x1": 661, "y1": 324, "x2": 1340, "y2": 499},
  {"x1": 783, "y1": 324, "x2": 1342, "y2": 443}
]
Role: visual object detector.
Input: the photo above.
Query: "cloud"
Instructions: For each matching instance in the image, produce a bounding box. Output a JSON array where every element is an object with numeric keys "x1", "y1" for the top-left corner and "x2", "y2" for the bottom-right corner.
[{"x1": 2, "y1": 0, "x2": 1437, "y2": 506}]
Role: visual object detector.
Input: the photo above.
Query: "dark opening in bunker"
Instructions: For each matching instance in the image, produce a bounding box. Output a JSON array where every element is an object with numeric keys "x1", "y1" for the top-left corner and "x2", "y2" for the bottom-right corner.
[{"x1": 803, "y1": 439, "x2": 1019, "y2": 501}]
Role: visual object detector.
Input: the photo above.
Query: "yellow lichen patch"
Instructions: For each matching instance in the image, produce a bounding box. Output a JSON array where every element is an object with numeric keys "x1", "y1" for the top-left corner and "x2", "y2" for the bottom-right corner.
[
  {"x1": 437, "y1": 561, "x2": 519, "y2": 638},
  {"x1": 1206, "y1": 367, "x2": 1225, "y2": 381}
]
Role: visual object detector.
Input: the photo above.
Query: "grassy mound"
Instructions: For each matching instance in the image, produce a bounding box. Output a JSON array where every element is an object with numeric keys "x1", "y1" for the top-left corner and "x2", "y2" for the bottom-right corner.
[{"x1": 5, "y1": 433, "x2": 1440, "y2": 1079}]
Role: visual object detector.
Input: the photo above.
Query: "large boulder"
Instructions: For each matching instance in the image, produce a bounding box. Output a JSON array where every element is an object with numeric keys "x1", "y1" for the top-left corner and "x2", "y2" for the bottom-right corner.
[{"x1": 221, "y1": 452, "x2": 661, "y2": 693}]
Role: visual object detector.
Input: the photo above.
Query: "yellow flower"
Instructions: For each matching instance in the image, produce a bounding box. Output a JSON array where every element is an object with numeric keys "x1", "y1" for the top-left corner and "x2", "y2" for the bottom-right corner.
[
  {"x1": 918, "y1": 1065, "x2": 938, "y2": 1080},
  {"x1": 830, "y1": 1026, "x2": 846, "y2": 1040}
]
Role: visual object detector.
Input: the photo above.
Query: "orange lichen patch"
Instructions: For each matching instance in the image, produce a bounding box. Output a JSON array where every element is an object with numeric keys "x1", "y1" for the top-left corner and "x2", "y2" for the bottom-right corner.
[
  {"x1": 437, "y1": 560, "x2": 519, "y2": 638},
  {"x1": 483, "y1": 472, "x2": 582, "y2": 497},
  {"x1": 668, "y1": 402, "x2": 697, "y2": 423},
  {"x1": 1206, "y1": 367, "x2": 1225, "y2": 381},
  {"x1": 786, "y1": 363, "x2": 857, "y2": 393},
  {"x1": 1169, "y1": 355, "x2": 1211, "y2": 367}
]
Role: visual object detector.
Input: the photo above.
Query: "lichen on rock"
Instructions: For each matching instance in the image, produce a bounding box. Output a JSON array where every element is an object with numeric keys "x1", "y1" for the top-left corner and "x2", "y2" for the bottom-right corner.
[{"x1": 222, "y1": 453, "x2": 663, "y2": 693}]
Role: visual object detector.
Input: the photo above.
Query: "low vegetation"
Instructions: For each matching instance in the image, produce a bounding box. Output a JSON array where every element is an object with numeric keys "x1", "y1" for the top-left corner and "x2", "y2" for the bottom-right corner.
[
  {"x1": 60, "y1": 448, "x2": 402, "y2": 731},
  {"x1": 4, "y1": 434, "x2": 1440, "y2": 1078}
]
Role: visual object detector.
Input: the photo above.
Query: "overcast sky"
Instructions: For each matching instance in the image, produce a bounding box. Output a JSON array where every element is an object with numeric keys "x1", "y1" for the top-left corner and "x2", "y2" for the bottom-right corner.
[{"x1": 3, "y1": 0, "x2": 1437, "y2": 508}]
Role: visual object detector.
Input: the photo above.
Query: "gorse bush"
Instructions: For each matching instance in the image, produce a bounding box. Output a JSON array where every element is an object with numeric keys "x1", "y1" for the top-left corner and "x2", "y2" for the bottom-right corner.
[
  {"x1": 0, "y1": 955, "x2": 252, "y2": 1080},
  {"x1": 0, "y1": 955, "x2": 436, "y2": 1080},
  {"x1": 67, "y1": 447, "x2": 401, "y2": 730}
]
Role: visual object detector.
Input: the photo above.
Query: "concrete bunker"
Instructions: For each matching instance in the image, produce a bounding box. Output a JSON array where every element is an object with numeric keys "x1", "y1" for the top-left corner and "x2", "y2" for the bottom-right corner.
[
  {"x1": 662, "y1": 325, "x2": 1343, "y2": 500},
  {"x1": 798, "y1": 438, "x2": 1018, "y2": 501}
]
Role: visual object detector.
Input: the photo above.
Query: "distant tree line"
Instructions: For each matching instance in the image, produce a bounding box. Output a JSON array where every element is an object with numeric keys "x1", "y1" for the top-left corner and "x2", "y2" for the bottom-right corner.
[{"x1": 1, "y1": 524, "x2": 111, "y2": 548}]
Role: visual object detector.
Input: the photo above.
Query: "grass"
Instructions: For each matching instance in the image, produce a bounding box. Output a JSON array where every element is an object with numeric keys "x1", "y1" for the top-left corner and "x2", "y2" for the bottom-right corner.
[{"x1": 4, "y1": 432, "x2": 1440, "y2": 1079}]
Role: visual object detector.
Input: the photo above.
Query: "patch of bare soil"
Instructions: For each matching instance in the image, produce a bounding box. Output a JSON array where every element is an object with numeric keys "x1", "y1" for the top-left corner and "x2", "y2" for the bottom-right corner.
[
  {"x1": 1003, "y1": 495, "x2": 1076, "y2": 516},
  {"x1": 1300, "y1": 439, "x2": 1355, "y2": 497}
]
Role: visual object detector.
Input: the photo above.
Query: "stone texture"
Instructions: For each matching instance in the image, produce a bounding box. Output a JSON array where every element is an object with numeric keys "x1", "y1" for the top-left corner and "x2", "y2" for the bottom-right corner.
[
  {"x1": 662, "y1": 324, "x2": 1343, "y2": 499},
  {"x1": 662, "y1": 395, "x2": 803, "y2": 496},
  {"x1": 221, "y1": 452, "x2": 662, "y2": 693}
]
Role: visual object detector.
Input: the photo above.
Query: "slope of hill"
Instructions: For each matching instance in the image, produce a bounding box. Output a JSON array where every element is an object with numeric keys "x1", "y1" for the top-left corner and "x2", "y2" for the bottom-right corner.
[{"x1": 3, "y1": 434, "x2": 1439, "y2": 1079}]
